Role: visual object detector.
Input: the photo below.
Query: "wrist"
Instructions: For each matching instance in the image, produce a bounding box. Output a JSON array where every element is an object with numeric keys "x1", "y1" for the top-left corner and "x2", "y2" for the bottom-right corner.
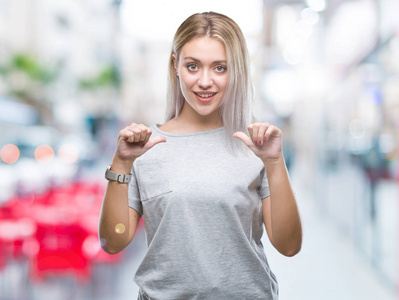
[
  {"x1": 111, "y1": 156, "x2": 135, "y2": 174},
  {"x1": 262, "y1": 155, "x2": 288, "y2": 181},
  {"x1": 261, "y1": 154, "x2": 285, "y2": 166}
]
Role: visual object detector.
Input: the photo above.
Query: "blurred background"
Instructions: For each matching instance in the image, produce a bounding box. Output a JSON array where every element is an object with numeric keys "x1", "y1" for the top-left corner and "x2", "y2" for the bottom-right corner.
[{"x1": 0, "y1": 0, "x2": 398, "y2": 299}]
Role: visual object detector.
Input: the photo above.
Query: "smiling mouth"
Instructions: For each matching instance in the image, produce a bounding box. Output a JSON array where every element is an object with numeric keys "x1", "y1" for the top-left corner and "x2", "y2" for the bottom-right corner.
[{"x1": 194, "y1": 92, "x2": 217, "y2": 99}]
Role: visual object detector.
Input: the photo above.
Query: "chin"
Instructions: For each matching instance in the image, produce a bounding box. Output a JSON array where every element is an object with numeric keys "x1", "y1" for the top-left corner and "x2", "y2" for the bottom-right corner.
[{"x1": 195, "y1": 108, "x2": 217, "y2": 116}]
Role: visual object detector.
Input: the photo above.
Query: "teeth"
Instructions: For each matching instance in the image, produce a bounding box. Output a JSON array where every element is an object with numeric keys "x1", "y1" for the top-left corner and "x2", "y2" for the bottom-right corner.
[{"x1": 197, "y1": 93, "x2": 215, "y2": 98}]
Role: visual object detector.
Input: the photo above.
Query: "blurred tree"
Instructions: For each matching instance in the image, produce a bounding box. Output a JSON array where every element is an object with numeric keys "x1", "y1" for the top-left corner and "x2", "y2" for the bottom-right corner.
[
  {"x1": 78, "y1": 64, "x2": 121, "y2": 90},
  {"x1": 77, "y1": 63, "x2": 121, "y2": 141},
  {"x1": 10, "y1": 54, "x2": 56, "y2": 83},
  {"x1": 0, "y1": 53, "x2": 60, "y2": 124}
]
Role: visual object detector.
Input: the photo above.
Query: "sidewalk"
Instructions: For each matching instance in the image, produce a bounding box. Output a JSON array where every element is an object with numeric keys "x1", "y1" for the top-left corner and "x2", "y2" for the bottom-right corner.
[{"x1": 262, "y1": 174, "x2": 396, "y2": 300}]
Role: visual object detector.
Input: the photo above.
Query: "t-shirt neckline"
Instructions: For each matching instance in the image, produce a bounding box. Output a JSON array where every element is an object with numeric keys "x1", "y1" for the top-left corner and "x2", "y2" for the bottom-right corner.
[{"x1": 153, "y1": 124, "x2": 224, "y2": 137}]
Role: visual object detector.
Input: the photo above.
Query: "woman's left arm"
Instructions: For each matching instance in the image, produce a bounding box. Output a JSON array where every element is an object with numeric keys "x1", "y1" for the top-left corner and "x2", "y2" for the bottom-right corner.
[{"x1": 233, "y1": 123, "x2": 302, "y2": 257}]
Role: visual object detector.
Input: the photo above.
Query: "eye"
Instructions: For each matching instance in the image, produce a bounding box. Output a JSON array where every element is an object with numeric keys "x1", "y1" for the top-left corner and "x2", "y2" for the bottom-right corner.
[
  {"x1": 187, "y1": 63, "x2": 198, "y2": 71},
  {"x1": 215, "y1": 65, "x2": 227, "y2": 73}
]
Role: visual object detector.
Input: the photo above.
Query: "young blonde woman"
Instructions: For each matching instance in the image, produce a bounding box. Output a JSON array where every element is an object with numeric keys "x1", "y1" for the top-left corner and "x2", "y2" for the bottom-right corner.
[{"x1": 99, "y1": 12, "x2": 302, "y2": 300}]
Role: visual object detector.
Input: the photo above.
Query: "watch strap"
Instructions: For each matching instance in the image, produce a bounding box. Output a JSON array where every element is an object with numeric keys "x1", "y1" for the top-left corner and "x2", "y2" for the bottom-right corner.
[{"x1": 105, "y1": 165, "x2": 132, "y2": 184}]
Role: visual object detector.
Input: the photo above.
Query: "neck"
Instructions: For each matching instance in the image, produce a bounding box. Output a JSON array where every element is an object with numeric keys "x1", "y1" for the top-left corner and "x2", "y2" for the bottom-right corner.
[{"x1": 175, "y1": 102, "x2": 223, "y2": 131}]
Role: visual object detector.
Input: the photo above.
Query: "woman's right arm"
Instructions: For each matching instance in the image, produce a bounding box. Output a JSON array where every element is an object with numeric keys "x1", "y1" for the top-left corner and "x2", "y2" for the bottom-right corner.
[{"x1": 98, "y1": 123, "x2": 166, "y2": 254}]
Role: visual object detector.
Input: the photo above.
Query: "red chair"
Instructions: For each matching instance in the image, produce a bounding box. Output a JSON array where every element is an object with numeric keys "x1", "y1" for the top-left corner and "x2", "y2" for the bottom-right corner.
[
  {"x1": 0, "y1": 218, "x2": 37, "y2": 260},
  {"x1": 30, "y1": 222, "x2": 90, "y2": 283}
]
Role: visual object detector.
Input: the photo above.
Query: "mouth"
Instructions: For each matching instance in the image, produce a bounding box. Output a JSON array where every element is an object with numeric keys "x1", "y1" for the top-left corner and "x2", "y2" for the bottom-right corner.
[{"x1": 194, "y1": 92, "x2": 217, "y2": 103}]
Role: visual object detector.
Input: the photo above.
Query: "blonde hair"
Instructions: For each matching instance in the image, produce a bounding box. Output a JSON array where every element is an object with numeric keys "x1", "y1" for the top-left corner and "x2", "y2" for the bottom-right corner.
[{"x1": 167, "y1": 12, "x2": 253, "y2": 153}]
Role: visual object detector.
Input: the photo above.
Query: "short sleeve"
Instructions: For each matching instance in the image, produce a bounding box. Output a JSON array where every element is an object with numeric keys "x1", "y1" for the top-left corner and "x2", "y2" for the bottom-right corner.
[
  {"x1": 257, "y1": 167, "x2": 270, "y2": 199},
  {"x1": 128, "y1": 165, "x2": 143, "y2": 215}
]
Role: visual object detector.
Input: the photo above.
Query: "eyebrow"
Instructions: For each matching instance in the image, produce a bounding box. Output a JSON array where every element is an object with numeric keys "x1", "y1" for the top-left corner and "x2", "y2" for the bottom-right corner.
[{"x1": 183, "y1": 56, "x2": 227, "y2": 64}]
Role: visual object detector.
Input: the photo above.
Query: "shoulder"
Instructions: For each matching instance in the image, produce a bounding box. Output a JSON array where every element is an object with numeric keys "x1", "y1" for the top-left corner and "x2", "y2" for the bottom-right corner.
[{"x1": 157, "y1": 119, "x2": 181, "y2": 134}]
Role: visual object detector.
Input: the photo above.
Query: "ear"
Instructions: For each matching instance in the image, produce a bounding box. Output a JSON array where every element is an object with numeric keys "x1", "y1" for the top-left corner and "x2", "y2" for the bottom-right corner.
[{"x1": 172, "y1": 53, "x2": 178, "y2": 73}]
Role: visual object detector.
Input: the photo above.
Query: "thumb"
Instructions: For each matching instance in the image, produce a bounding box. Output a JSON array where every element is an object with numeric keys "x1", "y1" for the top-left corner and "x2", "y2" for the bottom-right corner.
[
  {"x1": 233, "y1": 131, "x2": 255, "y2": 148},
  {"x1": 143, "y1": 135, "x2": 166, "y2": 150}
]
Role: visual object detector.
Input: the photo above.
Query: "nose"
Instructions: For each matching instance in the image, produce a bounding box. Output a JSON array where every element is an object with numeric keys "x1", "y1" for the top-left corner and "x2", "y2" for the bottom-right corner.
[{"x1": 198, "y1": 70, "x2": 213, "y2": 89}]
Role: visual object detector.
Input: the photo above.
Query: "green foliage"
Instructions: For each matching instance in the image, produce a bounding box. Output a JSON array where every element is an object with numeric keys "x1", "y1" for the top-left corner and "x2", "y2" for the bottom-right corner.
[
  {"x1": 0, "y1": 64, "x2": 5, "y2": 75},
  {"x1": 0, "y1": 53, "x2": 58, "y2": 83},
  {"x1": 79, "y1": 64, "x2": 120, "y2": 90}
]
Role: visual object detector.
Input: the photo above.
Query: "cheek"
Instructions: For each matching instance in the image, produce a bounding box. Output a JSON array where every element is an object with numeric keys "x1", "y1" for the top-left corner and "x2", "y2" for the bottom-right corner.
[
  {"x1": 216, "y1": 77, "x2": 229, "y2": 92},
  {"x1": 179, "y1": 75, "x2": 196, "y2": 91},
  {"x1": 179, "y1": 78, "x2": 188, "y2": 91},
  {"x1": 179, "y1": 78, "x2": 192, "y2": 100}
]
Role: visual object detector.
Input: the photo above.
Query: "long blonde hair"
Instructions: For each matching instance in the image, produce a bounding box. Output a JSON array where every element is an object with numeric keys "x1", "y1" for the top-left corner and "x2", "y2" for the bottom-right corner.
[{"x1": 167, "y1": 12, "x2": 253, "y2": 152}]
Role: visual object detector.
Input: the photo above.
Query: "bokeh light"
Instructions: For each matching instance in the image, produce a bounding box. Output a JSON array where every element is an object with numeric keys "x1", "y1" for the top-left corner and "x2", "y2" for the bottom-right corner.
[
  {"x1": 306, "y1": 0, "x2": 327, "y2": 12},
  {"x1": 115, "y1": 223, "x2": 126, "y2": 234},
  {"x1": 58, "y1": 144, "x2": 79, "y2": 164},
  {"x1": 99, "y1": 238, "x2": 107, "y2": 249},
  {"x1": 82, "y1": 236, "x2": 102, "y2": 258},
  {"x1": 0, "y1": 144, "x2": 20, "y2": 164},
  {"x1": 34, "y1": 145, "x2": 54, "y2": 164},
  {"x1": 349, "y1": 119, "x2": 366, "y2": 139},
  {"x1": 301, "y1": 8, "x2": 320, "y2": 25}
]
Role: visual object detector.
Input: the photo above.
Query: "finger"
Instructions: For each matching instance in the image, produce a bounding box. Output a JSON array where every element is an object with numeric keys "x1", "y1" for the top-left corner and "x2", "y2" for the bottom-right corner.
[
  {"x1": 257, "y1": 124, "x2": 268, "y2": 145},
  {"x1": 123, "y1": 127, "x2": 139, "y2": 143},
  {"x1": 247, "y1": 124, "x2": 254, "y2": 140},
  {"x1": 131, "y1": 127, "x2": 142, "y2": 143},
  {"x1": 252, "y1": 124, "x2": 259, "y2": 145},
  {"x1": 139, "y1": 129, "x2": 152, "y2": 147},
  {"x1": 143, "y1": 135, "x2": 167, "y2": 150},
  {"x1": 264, "y1": 125, "x2": 277, "y2": 141},
  {"x1": 137, "y1": 124, "x2": 150, "y2": 142},
  {"x1": 119, "y1": 128, "x2": 134, "y2": 143},
  {"x1": 124, "y1": 123, "x2": 141, "y2": 143},
  {"x1": 232, "y1": 131, "x2": 255, "y2": 148},
  {"x1": 142, "y1": 129, "x2": 152, "y2": 145},
  {"x1": 129, "y1": 131, "x2": 139, "y2": 143}
]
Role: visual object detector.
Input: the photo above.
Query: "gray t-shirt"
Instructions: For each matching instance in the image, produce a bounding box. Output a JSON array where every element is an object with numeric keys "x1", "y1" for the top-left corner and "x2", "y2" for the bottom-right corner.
[{"x1": 129, "y1": 125, "x2": 278, "y2": 300}]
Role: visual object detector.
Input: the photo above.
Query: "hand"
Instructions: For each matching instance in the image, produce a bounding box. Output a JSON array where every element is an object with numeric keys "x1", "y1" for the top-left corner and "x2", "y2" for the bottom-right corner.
[
  {"x1": 233, "y1": 122, "x2": 283, "y2": 162},
  {"x1": 115, "y1": 123, "x2": 166, "y2": 162}
]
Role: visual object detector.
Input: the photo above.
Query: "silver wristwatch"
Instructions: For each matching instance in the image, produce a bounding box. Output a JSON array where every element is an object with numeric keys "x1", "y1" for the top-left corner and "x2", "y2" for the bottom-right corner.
[{"x1": 105, "y1": 165, "x2": 132, "y2": 184}]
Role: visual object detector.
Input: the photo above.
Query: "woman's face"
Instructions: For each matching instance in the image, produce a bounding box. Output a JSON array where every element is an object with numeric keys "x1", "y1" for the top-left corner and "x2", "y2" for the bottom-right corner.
[{"x1": 174, "y1": 36, "x2": 229, "y2": 119}]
